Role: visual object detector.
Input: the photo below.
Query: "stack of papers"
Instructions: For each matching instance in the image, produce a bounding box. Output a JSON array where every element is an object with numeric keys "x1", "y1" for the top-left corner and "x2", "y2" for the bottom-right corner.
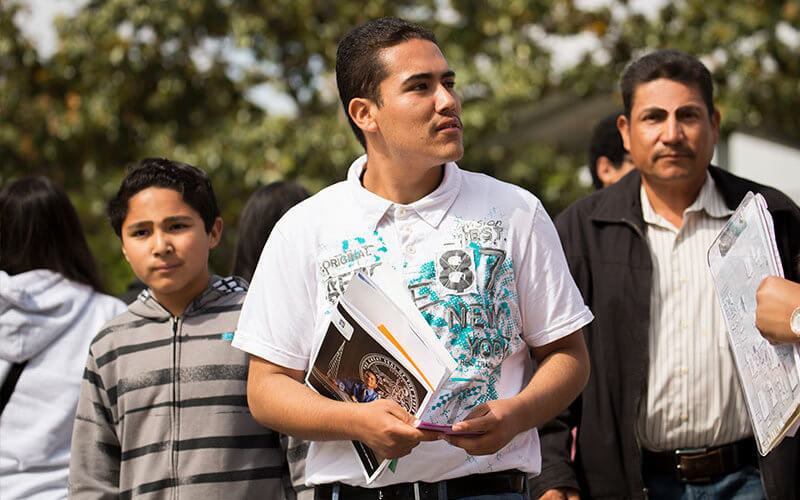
[{"x1": 708, "y1": 191, "x2": 800, "y2": 455}]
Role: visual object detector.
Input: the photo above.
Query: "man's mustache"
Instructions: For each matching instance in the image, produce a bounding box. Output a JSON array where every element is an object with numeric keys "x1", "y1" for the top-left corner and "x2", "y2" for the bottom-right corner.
[{"x1": 652, "y1": 145, "x2": 695, "y2": 160}]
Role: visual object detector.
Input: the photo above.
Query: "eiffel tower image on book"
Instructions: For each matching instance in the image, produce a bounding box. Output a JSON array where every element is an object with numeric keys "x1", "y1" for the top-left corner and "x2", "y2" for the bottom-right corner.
[{"x1": 327, "y1": 340, "x2": 346, "y2": 379}]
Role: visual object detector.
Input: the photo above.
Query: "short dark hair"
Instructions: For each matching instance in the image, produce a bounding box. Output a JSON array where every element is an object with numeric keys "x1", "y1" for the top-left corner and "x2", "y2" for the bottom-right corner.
[
  {"x1": 336, "y1": 17, "x2": 437, "y2": 148},
  {"x1": 620, "y1": 49, "x2": 714, "y2": 118},
  {"x1": 108, "y1": 158, "x2": 220, "y2": 237},
  {"x1": 0, "y1": 176, "x2": 105, "y2": 292},
  {"x1": 588, "y1": 112, "x2": 626, "y2": 190},
  {"x1": 231, "y1": 181, "x2": 310, "y2": 283}
]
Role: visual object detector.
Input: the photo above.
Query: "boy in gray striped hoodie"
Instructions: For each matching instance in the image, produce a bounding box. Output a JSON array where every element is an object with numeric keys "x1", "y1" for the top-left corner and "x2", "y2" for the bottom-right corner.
[{"x1": 69, "y1": 158, "x2": 289, "y2": 499}]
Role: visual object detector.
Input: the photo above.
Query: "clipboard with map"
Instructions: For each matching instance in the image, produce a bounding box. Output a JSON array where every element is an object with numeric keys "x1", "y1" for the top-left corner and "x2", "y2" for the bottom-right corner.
[{"x1": 707, "y1": 191, "x2": 800, "y2": 455}]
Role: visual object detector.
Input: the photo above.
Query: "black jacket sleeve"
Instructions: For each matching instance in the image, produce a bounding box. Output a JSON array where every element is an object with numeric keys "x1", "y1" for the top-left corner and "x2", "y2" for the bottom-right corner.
[{"x1": 528, "y1": 209, "x2": 588, "y2": 497}]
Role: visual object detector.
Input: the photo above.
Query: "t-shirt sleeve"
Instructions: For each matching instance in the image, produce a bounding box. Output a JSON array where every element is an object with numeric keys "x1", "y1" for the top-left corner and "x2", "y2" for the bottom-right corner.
[
  {"x1": 516, "y1": 202, "x2": 594, "y2": 347},
  {"x1": 232, "y1": 227, "x2": 314, "y2": 370}
]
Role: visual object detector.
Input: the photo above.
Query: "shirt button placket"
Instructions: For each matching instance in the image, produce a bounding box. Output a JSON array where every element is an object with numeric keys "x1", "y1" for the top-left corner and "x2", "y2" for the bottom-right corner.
[{"x1": 394, "y1": 206, "x2": 418, "y2": 266}]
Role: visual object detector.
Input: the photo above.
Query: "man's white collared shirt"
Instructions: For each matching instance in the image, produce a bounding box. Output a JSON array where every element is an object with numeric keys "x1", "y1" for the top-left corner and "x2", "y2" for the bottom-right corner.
[
  {"x1": 637, "y1": 172, "x2": 752, "y2": 451},
  {"x1": 234, "y1": 155, "x2": 593, "y2": 487}
]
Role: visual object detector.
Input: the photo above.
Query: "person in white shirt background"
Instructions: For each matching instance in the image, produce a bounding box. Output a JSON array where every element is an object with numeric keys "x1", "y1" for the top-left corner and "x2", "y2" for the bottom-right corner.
[{"x1": 0, "y1": 176, "x2": 125, "y2": 500}]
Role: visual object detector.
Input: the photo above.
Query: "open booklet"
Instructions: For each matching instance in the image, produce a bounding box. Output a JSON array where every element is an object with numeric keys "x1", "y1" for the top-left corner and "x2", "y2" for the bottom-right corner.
[
  {"x1": 305, "y1": 271, "x2": 457, "y2": 483},
  {"x1": 707, "y1": 191, "x2": 800, "y2": 455}
]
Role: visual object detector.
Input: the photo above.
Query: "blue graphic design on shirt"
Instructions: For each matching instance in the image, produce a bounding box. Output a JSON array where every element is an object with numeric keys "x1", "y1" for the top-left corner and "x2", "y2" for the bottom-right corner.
[
  {"x1": 320, "y1": 233, "x2": 388, "y2": 303},
  {"x1": 315, "y1": 212, "x2": 524, "y2": 426},
  {"x1": 406, "y1": 215, "x2": 523, "y2": 424}
]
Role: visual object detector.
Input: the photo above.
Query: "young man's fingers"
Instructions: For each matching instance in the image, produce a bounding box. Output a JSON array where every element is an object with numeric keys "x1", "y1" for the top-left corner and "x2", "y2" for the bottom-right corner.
[
  {"x1": 444, "y1": 431, "x2": 491, "y2": 449},
  {"x1": 443, "y1": 434, "x2": 469, "y2": 448},
  {"x1": 384, "y1": 401, "x2": 415, "y2": 424},
  {"x1": 451, "y1": 411, "x2": 496, "y2": 433},
  {"x1": 417, "y1": 429, "x2": 444, "y2": 441},
  {"x1": 379, "y1": 403, "x2": 440, "y2": 442},
  {"x1": 459, "y1": 403, "x2": 490, "y2": 422}
]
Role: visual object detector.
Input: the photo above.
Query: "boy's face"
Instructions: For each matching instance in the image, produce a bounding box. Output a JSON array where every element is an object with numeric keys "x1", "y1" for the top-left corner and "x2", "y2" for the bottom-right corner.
[
  {"x1": 120, "y1": 187, "x2": 222, "y2": 314},
  {"x1": 368, "y1": 38, "x2": 463, "y2": 166},
  {"x1": 363, "y1": 371, "x2": 378, "y2": 390}
]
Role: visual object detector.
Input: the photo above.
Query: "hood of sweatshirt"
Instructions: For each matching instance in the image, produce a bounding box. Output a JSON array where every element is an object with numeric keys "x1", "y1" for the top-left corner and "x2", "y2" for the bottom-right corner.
[
  {"x1": 0, "y1": 269, "x2": 96, "y2": 363},
  {"x1": 127, "y1": 275, "x2": 248, "y2": 321}
]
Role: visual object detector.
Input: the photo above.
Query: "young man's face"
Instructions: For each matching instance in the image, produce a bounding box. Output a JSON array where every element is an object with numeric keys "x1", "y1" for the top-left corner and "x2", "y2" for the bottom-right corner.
[
  {"x1": 120, "y1": 187, "x2": 221, "y2": 313},
  {"x1": 369, "y1": 38, "x2": 463, "y2": 166},
  {"x1": 618, "y1": 78, "x2": 720, "y2": 190}
]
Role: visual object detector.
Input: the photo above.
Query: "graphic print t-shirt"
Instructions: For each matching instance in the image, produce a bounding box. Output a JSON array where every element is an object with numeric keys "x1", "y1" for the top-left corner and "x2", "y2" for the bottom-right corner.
[{"x1": 233, "y1": 156, "x2": 593, "y2": 487}]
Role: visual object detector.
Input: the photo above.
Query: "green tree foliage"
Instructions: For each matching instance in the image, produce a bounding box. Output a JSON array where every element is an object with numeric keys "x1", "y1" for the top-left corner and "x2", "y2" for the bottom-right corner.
[{"x1": 1, "y1": 0, "x2": 798, "y2": 294}]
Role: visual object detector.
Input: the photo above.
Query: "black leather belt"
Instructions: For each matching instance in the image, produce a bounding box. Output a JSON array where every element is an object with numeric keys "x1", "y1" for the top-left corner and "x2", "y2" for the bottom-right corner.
[
  {"x1": 314, "y1": 470, "x2": 527, "y2": 500},
  {"x1": 642, "y1": 438, "x2": 758, "y2": 484}
]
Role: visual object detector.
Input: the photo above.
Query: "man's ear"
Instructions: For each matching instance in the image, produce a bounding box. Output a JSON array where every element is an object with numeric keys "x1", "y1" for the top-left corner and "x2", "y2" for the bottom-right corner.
[
  {"x1": 596, "y1": 157, "x2": 617, "y2": 188},
  {"x1": 617, "y1": 114, "x2": 631, "y2": 152},
  {"x1": 208, "y1": 217, "x2": 223, "y2": 250},
  {"x1": 711, "y1": 108, "x2": 721, "y2": 143},
  {"x1": 348, "y1": 97, "x2": 378, "y2": 135}
]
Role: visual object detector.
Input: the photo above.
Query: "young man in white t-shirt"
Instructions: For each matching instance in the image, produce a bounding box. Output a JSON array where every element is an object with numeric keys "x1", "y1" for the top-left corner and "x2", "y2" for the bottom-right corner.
[{"x1": 233, "y1": 17, "x2": 593, "y2": 499}]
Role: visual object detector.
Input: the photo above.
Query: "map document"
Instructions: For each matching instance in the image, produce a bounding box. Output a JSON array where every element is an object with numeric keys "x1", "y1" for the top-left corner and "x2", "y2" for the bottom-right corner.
[{"x1": 708, "y1": 191, "x2": 800, "y2": 455}]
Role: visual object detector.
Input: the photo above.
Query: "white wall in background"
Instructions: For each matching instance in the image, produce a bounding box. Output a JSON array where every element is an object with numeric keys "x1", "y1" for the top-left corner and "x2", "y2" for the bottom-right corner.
[{"x1": 726, "y1": 132, "x2": 800, "y2": 206}]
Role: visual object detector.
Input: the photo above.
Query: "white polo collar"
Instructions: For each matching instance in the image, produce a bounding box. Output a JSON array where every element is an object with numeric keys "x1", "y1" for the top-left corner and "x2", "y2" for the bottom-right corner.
[
  {"x1": 687, "y1": 171, "x2": 734, "y2": 219},
  {"x1": 346, "y1": 155, "x2": 462, "y2": 232}
]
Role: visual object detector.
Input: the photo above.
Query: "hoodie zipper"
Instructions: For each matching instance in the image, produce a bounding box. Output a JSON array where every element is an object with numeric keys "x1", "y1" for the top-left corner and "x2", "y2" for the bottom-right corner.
[{"x1": 171, "y1": 316, "x2": 180, "y2": 499}]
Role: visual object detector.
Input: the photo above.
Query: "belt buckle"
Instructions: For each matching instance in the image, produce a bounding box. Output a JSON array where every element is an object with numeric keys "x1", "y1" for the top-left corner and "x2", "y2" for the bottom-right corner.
[{"x1": 674, "y1": 447, "x2": 711, "y2": 484}]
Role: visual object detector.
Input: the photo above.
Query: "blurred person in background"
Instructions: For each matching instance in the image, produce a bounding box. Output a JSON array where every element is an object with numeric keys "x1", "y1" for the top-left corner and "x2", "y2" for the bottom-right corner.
[
  {"x1": 232, "y1": 181, "x2": 310, "y2": 283},
  {"x1": 588, "y1": 112, "x2": 635, "y2": 190},
  {"x1": 0, "y1": 176, "x2": 125, "y2": 500},
  {"x1": 231, "y1": 180, "x2": 311, "y2": 500}
]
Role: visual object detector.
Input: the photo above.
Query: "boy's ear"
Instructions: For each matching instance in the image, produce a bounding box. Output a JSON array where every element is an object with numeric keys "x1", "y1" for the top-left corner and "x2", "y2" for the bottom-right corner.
[
  {"x1": 208, "y1": 217, "x2": 223, "y2": 249},
  {"x1": 120, "y1": 239, "x2": 131, "y2": 263},
  {"x1": 348, "y1": 97, "x2": 378, "y2": 135}
]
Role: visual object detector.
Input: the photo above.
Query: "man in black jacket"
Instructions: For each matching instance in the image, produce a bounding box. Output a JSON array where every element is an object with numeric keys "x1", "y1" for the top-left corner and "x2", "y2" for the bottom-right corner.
[{"x1": 531, "y1": 49, "x2": 800, "y2": 499}]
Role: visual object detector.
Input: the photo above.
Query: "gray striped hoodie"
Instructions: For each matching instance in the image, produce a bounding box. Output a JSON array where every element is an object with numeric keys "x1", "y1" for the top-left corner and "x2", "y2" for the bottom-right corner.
[{"x1": 68, "y1": 276, "x2": 289, "y2": 499}]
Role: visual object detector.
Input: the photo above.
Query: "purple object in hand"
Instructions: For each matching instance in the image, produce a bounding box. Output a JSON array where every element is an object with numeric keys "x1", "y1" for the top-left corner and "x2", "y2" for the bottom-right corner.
[{"x1": 416, "y1": 420, "x2": 485, "y2": 437}]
